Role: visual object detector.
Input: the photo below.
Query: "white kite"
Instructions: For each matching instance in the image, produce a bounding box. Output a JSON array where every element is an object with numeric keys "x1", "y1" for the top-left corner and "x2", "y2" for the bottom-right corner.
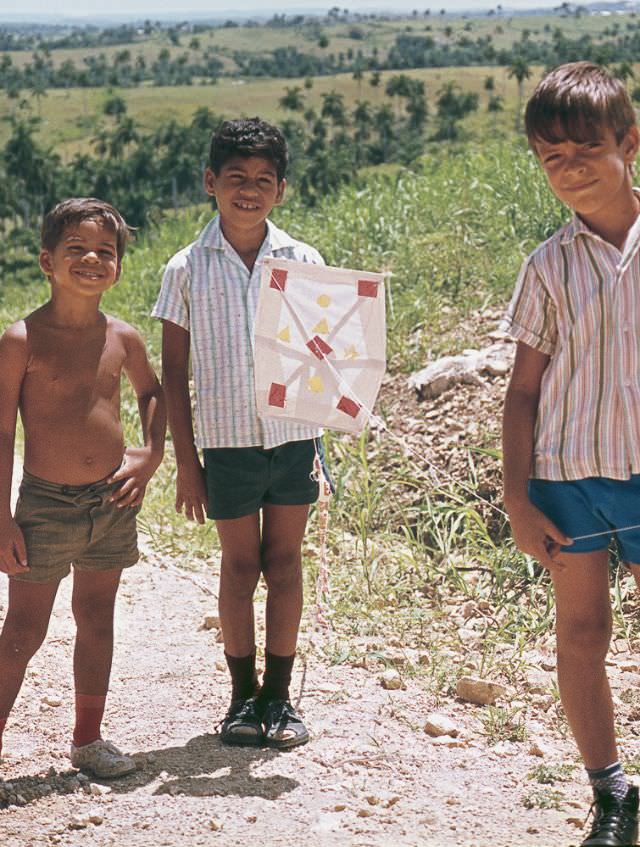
[{"x1": 254, "y1": 257, "x2": 386, "y2": 434}]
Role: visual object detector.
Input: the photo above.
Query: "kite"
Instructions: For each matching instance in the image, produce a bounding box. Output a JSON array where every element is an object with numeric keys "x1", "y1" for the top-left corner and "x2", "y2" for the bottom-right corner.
[{"x1": 254, "y1": 257, "x2": 387, "y2": 434}]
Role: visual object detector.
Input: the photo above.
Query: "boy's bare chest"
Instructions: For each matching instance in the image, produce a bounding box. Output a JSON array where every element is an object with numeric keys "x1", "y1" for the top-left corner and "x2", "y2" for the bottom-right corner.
[{"x1": 24, "y1": 329, "x2": 126, "y2": 401}]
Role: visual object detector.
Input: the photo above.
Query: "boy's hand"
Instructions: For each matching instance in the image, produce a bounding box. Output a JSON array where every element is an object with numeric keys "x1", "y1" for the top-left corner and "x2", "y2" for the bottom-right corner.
[
  {"x1": 0, "y1": 517, "x2": 29, "y2": 575},
  {"x1": 176, "y1": 460, "x2": 208, "y2": 525},
  {"x1": 507, "y1": 500, "x2": 572, "y2": 572},
  {"x1": 108, "y1": 447, "x2": 163, "y2": 508}
]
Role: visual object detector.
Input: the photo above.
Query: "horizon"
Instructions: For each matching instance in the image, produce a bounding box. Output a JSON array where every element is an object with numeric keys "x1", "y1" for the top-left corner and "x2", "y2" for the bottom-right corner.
[{"x1": 0, "y1": 0, "x2": 574, "y2": 22}]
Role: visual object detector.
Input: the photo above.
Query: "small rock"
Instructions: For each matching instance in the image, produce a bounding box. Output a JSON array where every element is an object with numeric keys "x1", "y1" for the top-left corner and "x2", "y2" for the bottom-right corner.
[
  {"x1": 68, "y1": 815, "x2": 88, "y2": 830},
  {"x1": 380, "y1": 669, "x2": 405, "y2": 690},
  {"x1": 423, "y1": 713, "x2": 460, "y2": 738},
  {"x1": 528, "y1": 738, "x2": 551, "y2": 758},
  {"x1": 42, "y1": 693, "x2": 63, "y2": 707},
  {"x1": 333, "y1": 804, "x2": 347, "y2": 812},
  {"x1": 429, "y1": 736, "x2": 468, "y2": 748},
  {"x1": 417, "y1": 652, "x2": 430, "y2": 666},
  {"x1": 357, "y1": 808, "x2": 374, "y2": 818},
  {"x1": 567, "y1": 817, "x2": 584, "y2": 829},
  {"x1": 456, "y1": 676, "x2": 507, "y2": 706},
  {"x1": 202, "y1": 614, "x2": 221, "y2": 630},
  {"x1": 209, "y1": 819, "x2": 223, "y2": 831},
  {"x1": 215, "y1": 628, "x2": 225, "y2": 643}
]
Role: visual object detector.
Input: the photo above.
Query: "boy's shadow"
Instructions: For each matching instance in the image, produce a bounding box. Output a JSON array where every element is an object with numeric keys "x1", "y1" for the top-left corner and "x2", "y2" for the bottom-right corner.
[
  {"x1": 0, "y1": 734, "x2": 298, "y2": 810},
  {"x1": 103, "y1": 733, "x2": 299, "y2": 799}
]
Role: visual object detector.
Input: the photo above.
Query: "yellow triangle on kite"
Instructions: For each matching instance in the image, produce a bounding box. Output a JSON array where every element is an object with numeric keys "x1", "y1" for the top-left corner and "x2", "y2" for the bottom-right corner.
[
  {"x1": 313, "y1": 318, "x2": 330, "y2": 334},
  {"x1": 344, "y1": 345, "x2": 359, "y2": 360},
  {"x1": 317, "y1": 294, "x2": 331, "y2": 308},
  {"x1": 277, "y1": 326, "x2": 291, "y2": 343},
  {"x1": 308, "y1": 375, "x2": 325, "y2": 393}
]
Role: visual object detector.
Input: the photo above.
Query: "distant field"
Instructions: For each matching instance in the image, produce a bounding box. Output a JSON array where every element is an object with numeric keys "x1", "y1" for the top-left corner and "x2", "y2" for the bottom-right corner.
[
  {"x1": 0, "y1": 63, "x2": 552, "y2": 156},
  {"x1": 2, "y1": 10, "x2": 635, "y2": 71}
]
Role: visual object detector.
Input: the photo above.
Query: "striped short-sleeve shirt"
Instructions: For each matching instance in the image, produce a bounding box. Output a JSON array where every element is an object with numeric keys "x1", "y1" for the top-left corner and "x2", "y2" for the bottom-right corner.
[
  {"x1": 502, "y1": 207, "x2": 640, "y2": 481},
  {"x1": 152, "y1": 215, "x2": 322, "y2": 449}
]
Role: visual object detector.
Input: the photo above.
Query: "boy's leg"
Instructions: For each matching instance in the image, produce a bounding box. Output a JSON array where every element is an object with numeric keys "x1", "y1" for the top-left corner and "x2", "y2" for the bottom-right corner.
[
  {"x1": 71, "y1": 568, "x2": 122, "y2": 746},
  {"x1": 552, "y1": 549, "x2": 617, "y2": 769},
  {"x1": 215, "y1": 514, "x2": 264, "y2": 745},
  {"x1": 260, "y1": 503, "x2": 309, "y2": 658},
  {"x1": 216, "y1": 513, "x2": 262, "y2": 662},
  {"x1": 257, "y1": 503, "x2": 310, "y2": 749},
  {"x1": 0, "y1": 579, "x2": 60, "y2": 752}
]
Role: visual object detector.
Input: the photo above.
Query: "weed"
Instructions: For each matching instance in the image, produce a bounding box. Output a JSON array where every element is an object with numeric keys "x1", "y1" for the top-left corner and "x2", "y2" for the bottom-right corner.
[
  {"x1": 481, "y1": 705, "x2": 527, "y2": 745},
  {"x1": 527, "y1": 763, "x2": 577, "y2": 785},
  {"x1": 522, "y1": 788, "x2": 566, "y2": 811}
]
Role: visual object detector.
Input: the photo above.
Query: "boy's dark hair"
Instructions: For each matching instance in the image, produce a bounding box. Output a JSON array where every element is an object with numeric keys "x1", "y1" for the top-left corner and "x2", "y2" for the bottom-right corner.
[
  {"x1": 208, "y1": 117, "x2": 288, "y2": 182},
  {"x1": 41, "y1": 197, "x2": 133, "y2": 260},
  {"x1": 525, "y1": 61, "x2": 637, "y2": 149}
]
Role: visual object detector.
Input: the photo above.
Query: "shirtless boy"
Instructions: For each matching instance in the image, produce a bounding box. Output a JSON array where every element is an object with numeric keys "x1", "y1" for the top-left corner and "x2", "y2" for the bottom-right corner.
[{"x1": 0, "y1": 197, "x2": 165, "y2": 777}]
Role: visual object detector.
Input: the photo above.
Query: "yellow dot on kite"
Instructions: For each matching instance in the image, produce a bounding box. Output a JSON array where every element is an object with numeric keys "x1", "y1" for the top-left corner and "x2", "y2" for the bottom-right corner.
[
  {"x1": 277, "y1": 326, "x2": 291, "y2": 343},
  {"x1": 308, "y1": 375, "x2": 325, "y2": 393},
  {"x1": 317, "y1": 294, "x2": 331, "y2": 308},
  {"x1": 313, "y1": 318, "x2": 330, "y2": 334},
  {"x1": 344, "y1": 345, "x2": 359, "y2": 360}
]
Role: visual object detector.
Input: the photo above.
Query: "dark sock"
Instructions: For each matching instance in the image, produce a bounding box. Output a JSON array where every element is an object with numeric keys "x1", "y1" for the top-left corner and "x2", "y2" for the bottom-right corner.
[
  {"x1": 587, "y1": 762, "x2": 629, "y2": 802},
  {"x1": 225, "y1": 651, "x2": 258, "y2": 701},
  {"x1": 259, "y1": 651, "x2": 295, "y2": 703}
]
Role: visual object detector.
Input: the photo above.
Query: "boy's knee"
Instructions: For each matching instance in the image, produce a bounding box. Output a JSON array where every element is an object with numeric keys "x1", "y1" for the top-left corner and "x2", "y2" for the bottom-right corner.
[
  {"x1": 261, "y1": 550, "x2": 302, "y2": 589},
  {"x1": 0, "y1": 622, "x2": 47, "y2": 663},
  {"x1": 557, "y1": 616, "x2": 612, "y2": 660},
  {"x1": 221, "y1": 558, "x2": 261, "y2": 596}
]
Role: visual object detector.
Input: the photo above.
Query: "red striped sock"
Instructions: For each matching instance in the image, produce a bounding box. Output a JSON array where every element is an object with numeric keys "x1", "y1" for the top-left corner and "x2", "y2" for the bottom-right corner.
[{"x1": 73, "y1": 694, "x2": 106, "y2": 747}]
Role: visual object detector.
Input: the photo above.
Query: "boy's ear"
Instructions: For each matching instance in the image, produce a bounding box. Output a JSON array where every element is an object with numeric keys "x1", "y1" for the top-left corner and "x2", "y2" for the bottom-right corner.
[
  {"x1": 623, "y1": 125, "x2": 640, "y2": 162},
  {"x1": 203, "y1": 167, "x2": 217, "y2": 197},
  {"x1": 39, "y1": 249, "x2": 53, "y2": 277},
  {"x1": 274, "y1": 178, "x2": 286, "y2": 206}
]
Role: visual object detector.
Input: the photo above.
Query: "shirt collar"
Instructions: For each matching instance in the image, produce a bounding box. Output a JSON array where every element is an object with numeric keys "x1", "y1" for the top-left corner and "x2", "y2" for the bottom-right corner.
[
  {"x1": 196, "y1": 214, "x2": 299, "y2": 253},
  {"x1": 560, "y1": 188, "x2": 640, "y2": 259}
]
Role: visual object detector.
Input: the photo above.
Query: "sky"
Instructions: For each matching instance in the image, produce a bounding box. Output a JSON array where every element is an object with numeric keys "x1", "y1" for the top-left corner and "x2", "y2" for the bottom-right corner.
[{"x1": 0, "y1": 0, "x2": 570, "y2": 22}]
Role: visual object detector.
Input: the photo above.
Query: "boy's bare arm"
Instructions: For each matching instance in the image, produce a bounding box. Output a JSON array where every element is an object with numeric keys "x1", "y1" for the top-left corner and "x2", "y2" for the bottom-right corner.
[
  {"x1": 503, "y1": 341, "x2": 571, "y2": 571},
  {"x1": 108, "y1": 323, "x2": 166, "y2": 508},
  {"x1": 161, "y1": 320, "x2": 208, "y2": 525},
  {"x1": 0, "y1": 324, "x2": 29, "y2": 574}
]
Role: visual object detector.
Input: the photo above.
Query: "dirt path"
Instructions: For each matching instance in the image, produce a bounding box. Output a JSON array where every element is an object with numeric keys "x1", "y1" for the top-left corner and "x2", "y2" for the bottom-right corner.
[{"x1": 0, "y1": 467, "x2": 634, "y2": 847}]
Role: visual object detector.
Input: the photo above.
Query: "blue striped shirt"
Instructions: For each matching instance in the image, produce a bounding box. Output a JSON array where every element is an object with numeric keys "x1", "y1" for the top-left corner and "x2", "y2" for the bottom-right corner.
[{"x1": 152, "y1": 215, "x2": 323, "y2": 449}]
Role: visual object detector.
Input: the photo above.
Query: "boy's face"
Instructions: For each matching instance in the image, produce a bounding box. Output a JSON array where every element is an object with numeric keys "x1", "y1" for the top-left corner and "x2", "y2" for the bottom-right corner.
[
  {"x1": 204, "y1": 155, "x2": 285, "y2": 232},
  {"x1": 535, "y1": 125, "x2": 640, "y2": 219},
  {"x1": 39, "y1": 219, "x2": 121, "y2": 298}
]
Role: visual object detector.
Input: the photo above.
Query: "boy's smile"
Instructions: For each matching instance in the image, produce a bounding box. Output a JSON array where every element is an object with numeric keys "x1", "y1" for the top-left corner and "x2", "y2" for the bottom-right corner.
[
  {"x1": 536, "y1": 126, "x2": 640, "y2": 239},
  {"x1": 204, "y1": 155, "x2": 285, "y2": 239},
  {"x1": 40, "y1": 219, "x2": 121, "y2": 299}
]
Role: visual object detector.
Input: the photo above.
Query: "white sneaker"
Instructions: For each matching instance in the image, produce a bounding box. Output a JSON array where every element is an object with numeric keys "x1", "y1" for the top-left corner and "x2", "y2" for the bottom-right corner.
[{"x1": 70, "y1": 739, "x2": 137, "y2": 778}]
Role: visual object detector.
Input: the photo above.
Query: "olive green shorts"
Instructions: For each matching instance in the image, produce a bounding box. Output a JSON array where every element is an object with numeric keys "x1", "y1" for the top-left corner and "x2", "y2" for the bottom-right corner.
[{"x1": 12, "y1": 469, "x2": 139, "y2": 583}]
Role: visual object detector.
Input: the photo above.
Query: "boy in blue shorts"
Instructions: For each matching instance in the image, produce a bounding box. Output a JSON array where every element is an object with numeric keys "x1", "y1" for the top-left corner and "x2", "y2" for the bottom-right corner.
[
  {"x1": 153, "y1": 118, "x2": 326, "y2": 749},
  {"x1": 503, "y1": 62, "x2": 640, "y2": 845}
]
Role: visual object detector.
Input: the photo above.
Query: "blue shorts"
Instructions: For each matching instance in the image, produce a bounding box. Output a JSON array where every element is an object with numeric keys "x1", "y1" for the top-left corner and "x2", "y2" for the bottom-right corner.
[
  {"x1": 203, "y1": 438, "x2": 331, "y2": 521},
  {"x1": 528, "y1": 475, "x2": 640, "y2": 564}
]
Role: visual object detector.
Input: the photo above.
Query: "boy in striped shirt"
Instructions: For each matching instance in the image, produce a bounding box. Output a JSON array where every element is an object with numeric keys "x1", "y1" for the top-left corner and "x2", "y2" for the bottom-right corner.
[
  {"x1": 503, "y1": 62, "x2": 640, "y2": 846},
  {"x1": 153, "y1": 118, "x2": 327, "y2": 749}
]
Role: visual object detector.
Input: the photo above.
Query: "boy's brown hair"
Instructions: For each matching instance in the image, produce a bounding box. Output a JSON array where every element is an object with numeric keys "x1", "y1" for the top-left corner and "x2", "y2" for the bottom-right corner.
[
  {"x1": 525, "y1": 61, "x2": 637, "y2": 150},
  {"x1": 41, "y1": 197, "x2": 133, "y2": 261}
]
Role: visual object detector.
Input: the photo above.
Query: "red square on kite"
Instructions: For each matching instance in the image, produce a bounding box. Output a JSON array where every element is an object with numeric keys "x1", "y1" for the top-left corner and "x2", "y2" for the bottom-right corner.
[
  {"x1": 270, "y1": 269, "x2": 288, "y2": 291},
  {"x1": 268, "y1": 382, "x2": 286, "y2": 408},
  {"x1": 337, "y1": 396, "x2": 361, "y2": 418},
  {"x1": 358, "y1": 279, "x2": 378, "y2": 298},
  {"x1": 307, "y1": 335, "x2": 333, "y2": 360}
]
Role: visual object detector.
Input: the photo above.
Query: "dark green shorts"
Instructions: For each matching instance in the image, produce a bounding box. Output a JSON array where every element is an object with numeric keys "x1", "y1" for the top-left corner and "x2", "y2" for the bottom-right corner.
[{"x1": 203, "y1": 438, "x2": 330, "y2": 521}]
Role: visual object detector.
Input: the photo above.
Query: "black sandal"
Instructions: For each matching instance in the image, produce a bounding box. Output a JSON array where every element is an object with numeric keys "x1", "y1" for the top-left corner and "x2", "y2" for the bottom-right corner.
[
  {"x1": 218, "y1": 698, "x2": 263, "y2": 746},
  {"x1": 261, "y1": 699, "x2": 309, "y2": 750}
]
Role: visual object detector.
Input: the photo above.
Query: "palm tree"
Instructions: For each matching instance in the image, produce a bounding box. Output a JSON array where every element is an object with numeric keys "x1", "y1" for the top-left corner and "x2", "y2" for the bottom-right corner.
[{"x1": 508, "y1": 56, "x2": 531, "y2": 131}]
